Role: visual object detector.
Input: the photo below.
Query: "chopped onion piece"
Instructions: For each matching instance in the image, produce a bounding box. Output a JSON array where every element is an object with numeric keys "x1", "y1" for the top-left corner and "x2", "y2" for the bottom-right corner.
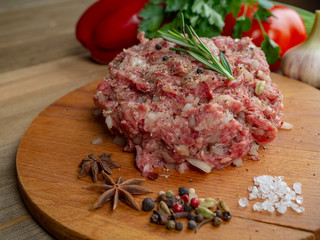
[
  {"x1": 233, "y1": 157, "x2": 243, "y2": 167},
  {"x1": 105, "y1": 115, "x2": 113, "y2": 129},
  {"x1": 91, "y1": 137, "x2": 103, "y2": 145},
  {"x1": 281, "y1": 122, "x2": 294, "y2": 130},
  {"x1": 186, "y1": 158, "x2": 212, "y2": 173},
  {"x1": 249, "y1": 142, "x2": 259, "y2": 156}
]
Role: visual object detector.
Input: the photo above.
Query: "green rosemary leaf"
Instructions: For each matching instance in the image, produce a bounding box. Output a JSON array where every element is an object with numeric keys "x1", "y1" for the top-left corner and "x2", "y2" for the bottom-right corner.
[
  {"x1": 159, "y1": 13, "x2": 234, "y2": 80},
  {"x1": 188, "y1": 51, "x2": 225, "y2": 76},
  {"x1": 220, "y1": 52, "x2": 233, "y2": 76}
]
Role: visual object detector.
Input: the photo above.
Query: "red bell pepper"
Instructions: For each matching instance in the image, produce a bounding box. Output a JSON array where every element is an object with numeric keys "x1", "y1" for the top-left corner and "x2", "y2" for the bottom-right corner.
[
  {"x1": 76, "y1": 0, "x2": 148, "y2": 63},
  {"x1": 223, "y1": 5, "x2": 307, "y2": 70}
]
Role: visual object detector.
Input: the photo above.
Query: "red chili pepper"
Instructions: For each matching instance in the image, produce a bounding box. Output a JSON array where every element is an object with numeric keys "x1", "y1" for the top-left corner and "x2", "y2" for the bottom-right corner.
[
  {"x1": 223, "y1": 5, "x2": 307, "y2": 70},
  {"x1": 76, "y1": 0, "x2": 148, "y2": 63}
]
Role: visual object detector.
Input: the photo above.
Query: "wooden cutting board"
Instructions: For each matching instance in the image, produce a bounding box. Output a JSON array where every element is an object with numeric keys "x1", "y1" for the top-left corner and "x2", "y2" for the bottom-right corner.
[{"x1": 16, "y1": 73, "x2": 320, "y2": 240}]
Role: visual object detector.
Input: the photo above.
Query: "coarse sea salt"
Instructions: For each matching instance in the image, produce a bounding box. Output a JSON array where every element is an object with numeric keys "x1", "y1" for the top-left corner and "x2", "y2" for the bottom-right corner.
[{"x1": 238, "y1": 175, "x2": 304, "y2": 214}]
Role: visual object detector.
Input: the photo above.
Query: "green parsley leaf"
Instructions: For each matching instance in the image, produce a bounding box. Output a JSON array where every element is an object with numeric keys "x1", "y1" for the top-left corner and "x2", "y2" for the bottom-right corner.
[
  {"x1": 261, "y1": 34, "x2": 281, "y2": 65},
  {"x1": 233, "y1": 15, "x2": 252, "y2": 38},
  {"x1": 253, "y1": 5, "x2": 273, "y2": 22},
  {"x1": 195, "y1": 17, "x2": 221, "y2": 37},
  {"x1": 139, "y1": 3, "x2": 165, "y2": 38},
  {"x1": 165, "y1": 0, "x2": 188, "y2": 12},
  {"x1": 226, "y1": 0, "x2": 242, "y2": 17},
  {"x1": 191, "y1": 0, "x2": 225, "y2": 30}
]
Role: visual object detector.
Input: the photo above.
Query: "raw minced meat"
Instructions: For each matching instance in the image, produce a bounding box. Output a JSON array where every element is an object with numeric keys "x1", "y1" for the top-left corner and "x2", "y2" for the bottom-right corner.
[{"x1": 94, "y1": 33, "x2": 283, "y2": 177}]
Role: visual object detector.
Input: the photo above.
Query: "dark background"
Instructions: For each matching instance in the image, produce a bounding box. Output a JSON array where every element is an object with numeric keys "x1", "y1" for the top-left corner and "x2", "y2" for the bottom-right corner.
[{"x1": 276, "y1": 0, "x2": 319, "y2": 12}]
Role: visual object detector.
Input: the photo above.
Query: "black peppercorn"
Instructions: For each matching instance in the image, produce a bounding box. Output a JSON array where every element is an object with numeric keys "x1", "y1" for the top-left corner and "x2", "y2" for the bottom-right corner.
[
  {"x1": 215, "y1": 209, "x2": 223, "y2": 219},
  {"x1": 175, "y1": 221, "x2": 183, "y2": 231},
  {"x1": 188, "y1": 220, "x2": 197, "y2": 230},
  {"x1": 196, "y1": 67, "x2": 204, "y2": 74},
  {"x1": 150, "y1": 213, "x2": 159, "y2": 223},
  {"x1": 142, "y1": 197, "x2": 155, "y2": 211},
  {"x1": 155, "y1": 44, "x2": 162, "y2": 50},
  {"x1": 223, "y1": 211, "x2": 232, "y2": 222},
  {"x1": 178, "y1": 186, "x2": 189, "y2": 196},
  {"x1": 183, "y1": 203, "x2": 193, "y2": 212},
  {"x1": 187, "y1": 212, "x2": 195, "y2": 221},
  {"x1": 162, "y1": 55, "x2": 169, "y2": 61},
  {"x1": 212, "y1": 216, "x2": 223, "y2": 226},
  {"x1": 195, "y1": 213, "x2": 204, "y2": 223}
]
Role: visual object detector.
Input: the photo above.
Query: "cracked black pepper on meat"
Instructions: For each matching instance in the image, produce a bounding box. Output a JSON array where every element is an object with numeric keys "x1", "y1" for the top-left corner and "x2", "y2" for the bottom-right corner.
[{"x1": 94, "y1": 32, "x2": 283, "y2": 178}]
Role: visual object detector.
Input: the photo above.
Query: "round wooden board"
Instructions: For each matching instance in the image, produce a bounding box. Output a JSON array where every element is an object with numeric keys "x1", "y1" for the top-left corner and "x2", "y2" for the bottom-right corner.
[{"x1": 17, "y1": 73, "x2": 320, "y2": 240}]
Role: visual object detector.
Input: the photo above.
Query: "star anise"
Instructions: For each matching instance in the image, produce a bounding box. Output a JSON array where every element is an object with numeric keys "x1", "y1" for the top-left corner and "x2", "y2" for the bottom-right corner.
[
  {"x1": 78, "y1": 153, "x2": 119, "y2": 182},
  {"x1": 83, "y1": 171, "x2": 152, "y2": 211}
]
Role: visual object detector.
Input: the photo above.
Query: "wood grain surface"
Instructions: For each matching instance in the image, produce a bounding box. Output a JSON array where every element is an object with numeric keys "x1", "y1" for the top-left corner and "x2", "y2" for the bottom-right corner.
[{"x1": 16, "y1": 73, "x2": 320, "y2": 240}]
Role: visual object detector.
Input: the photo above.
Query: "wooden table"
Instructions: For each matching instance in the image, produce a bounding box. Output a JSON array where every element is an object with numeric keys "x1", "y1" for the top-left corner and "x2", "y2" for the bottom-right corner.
[{"x1": 0, "y1": 1, "x2": 319, "y2": 240}]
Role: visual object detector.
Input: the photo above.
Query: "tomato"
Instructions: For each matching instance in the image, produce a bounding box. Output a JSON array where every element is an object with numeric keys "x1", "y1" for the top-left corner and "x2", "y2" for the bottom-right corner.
[
  {"x1": 76, "y1": 0, "x2": 148, "y2": 63},
  {"x1": 223, "y1": 5, "x2": 307, "y2": 70}
]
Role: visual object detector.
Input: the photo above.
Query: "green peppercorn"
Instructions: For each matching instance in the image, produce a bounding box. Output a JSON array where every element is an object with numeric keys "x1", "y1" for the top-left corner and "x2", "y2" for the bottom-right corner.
[
  {"x1": 142, "y1": 197, "x2": 155, "y2": 211},
  {"x1": 159, "y1": 191, "x2": 165, "y2": 196},
  {"x1": 212, "y1": 217, "x2": 223, "y2": 226},
  {"x1": 175, "y1": 221, "x2": 183, "y2": 231},
  {"x1": 166, "y1": 190, "x2": 174, "y2": 198},
  {"x1": 188, "y1": 220, "x2": 197, "y2": 230},
  {"x1": 166, "y1": 220, "x2": 176, "y2": 230},
  {"x1": 223, "y1": 211, "x2": 232, "y2": 222},
  {"x1": 179, "y1": 186, "x2": 189, "y2": 196}
]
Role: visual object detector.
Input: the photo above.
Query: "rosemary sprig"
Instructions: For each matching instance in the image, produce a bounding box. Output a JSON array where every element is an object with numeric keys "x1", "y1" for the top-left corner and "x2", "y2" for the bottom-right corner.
[{"x1": 158, "y1": 13, "x2": 234, "y2": 81}]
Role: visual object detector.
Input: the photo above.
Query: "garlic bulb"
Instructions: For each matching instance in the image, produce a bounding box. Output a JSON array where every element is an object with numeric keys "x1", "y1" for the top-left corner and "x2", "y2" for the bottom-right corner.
[{"x1": 281, "y1": 10, "x2": 320, "y2": 88}]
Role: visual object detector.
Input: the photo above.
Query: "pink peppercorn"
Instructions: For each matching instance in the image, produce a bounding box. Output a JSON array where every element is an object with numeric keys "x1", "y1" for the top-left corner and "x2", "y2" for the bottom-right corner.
[
  {"x1": 191, "y1": 198, "x2": 200, "y2": 208},
  {"x1": 181, "y1": 194, "x2": 189, "y2": 204},
  {"x1": 172, "y1": 204, "x2": 184, "y2": 213}
]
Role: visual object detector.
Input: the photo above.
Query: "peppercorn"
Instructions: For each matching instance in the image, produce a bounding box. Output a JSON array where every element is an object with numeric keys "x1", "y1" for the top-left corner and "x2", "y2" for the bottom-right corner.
[
  {"x1": 142, "y1": 197, "x2": 155, "y2": 211},
  {"x1": 187, "y1": 212, "x2": 195, "y2": 221},
  {"x1": 179, "y1": 186, "x2": 189, "y2": 196},
  {"x1": 212, "y1": 216, "x2": 223, "y2": 226},
  {"x1": 175, "y1": 221, "x2": 183, "y2": 231},
  {"x1": 150, "y1": 213, "x2": 159, "y2": 224},
  {"x1": 189, "y1": 188, "x2": 195, "y2": 194},
  {"x1": 183, "y1": 203, "x2": 193, "y2": 212},
  {"x1": 163, "y1": 55, "x2": 169, "y2": 61},
  {"x1": 195, "y1": 214, "x2": 204, "y2": 223},
  {"x1": 166, "y1": 190, "x2": 174, "y2": 198},
  {"x1": 188, "y1": 220, "x2": 197, "y2": 230},
  {"x1": 166, "y1": 220, "x2": 176, "y2": 230},
  {"x1": 155, "y1": 44, "x2": 162, "y2": 50},
  {"x1": 181, "y1": 194, "x2": 189, "y2": 204},
  {"x1": 190, "y1": 197, "x2": 200, "y2": 208},
  {"x1": 215, "y1": 209, "x2": 223, "y2": 219},
  {"x1": 223, "y1": 211, "x2": 232, "y2": 222},
  {"x1": 196, "y1": 67, "x2": 204, "y2": 74},
  {"x1": 172, "y1": 203, "x2": 184, "y2": 213},
  {"x1": 159, "y1": 191, "x2": 165, "y2": 196}
]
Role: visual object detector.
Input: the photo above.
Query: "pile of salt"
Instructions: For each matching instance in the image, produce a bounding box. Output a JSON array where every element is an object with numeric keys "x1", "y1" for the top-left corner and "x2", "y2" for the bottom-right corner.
[{"x1": 238, "y1": 175, "x2": 304, "y2": 214}]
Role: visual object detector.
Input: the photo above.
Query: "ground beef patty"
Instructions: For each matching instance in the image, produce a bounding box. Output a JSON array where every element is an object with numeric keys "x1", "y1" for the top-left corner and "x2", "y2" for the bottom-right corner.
[{"x1": 94, "y1": 33, "x2": 283, "y2": 177}]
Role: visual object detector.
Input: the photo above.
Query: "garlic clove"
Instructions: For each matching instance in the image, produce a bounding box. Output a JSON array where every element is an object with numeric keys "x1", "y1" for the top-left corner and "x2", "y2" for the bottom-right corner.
[{"x1": 281, "y1": 10, "x2": 320, "y2": 88}]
